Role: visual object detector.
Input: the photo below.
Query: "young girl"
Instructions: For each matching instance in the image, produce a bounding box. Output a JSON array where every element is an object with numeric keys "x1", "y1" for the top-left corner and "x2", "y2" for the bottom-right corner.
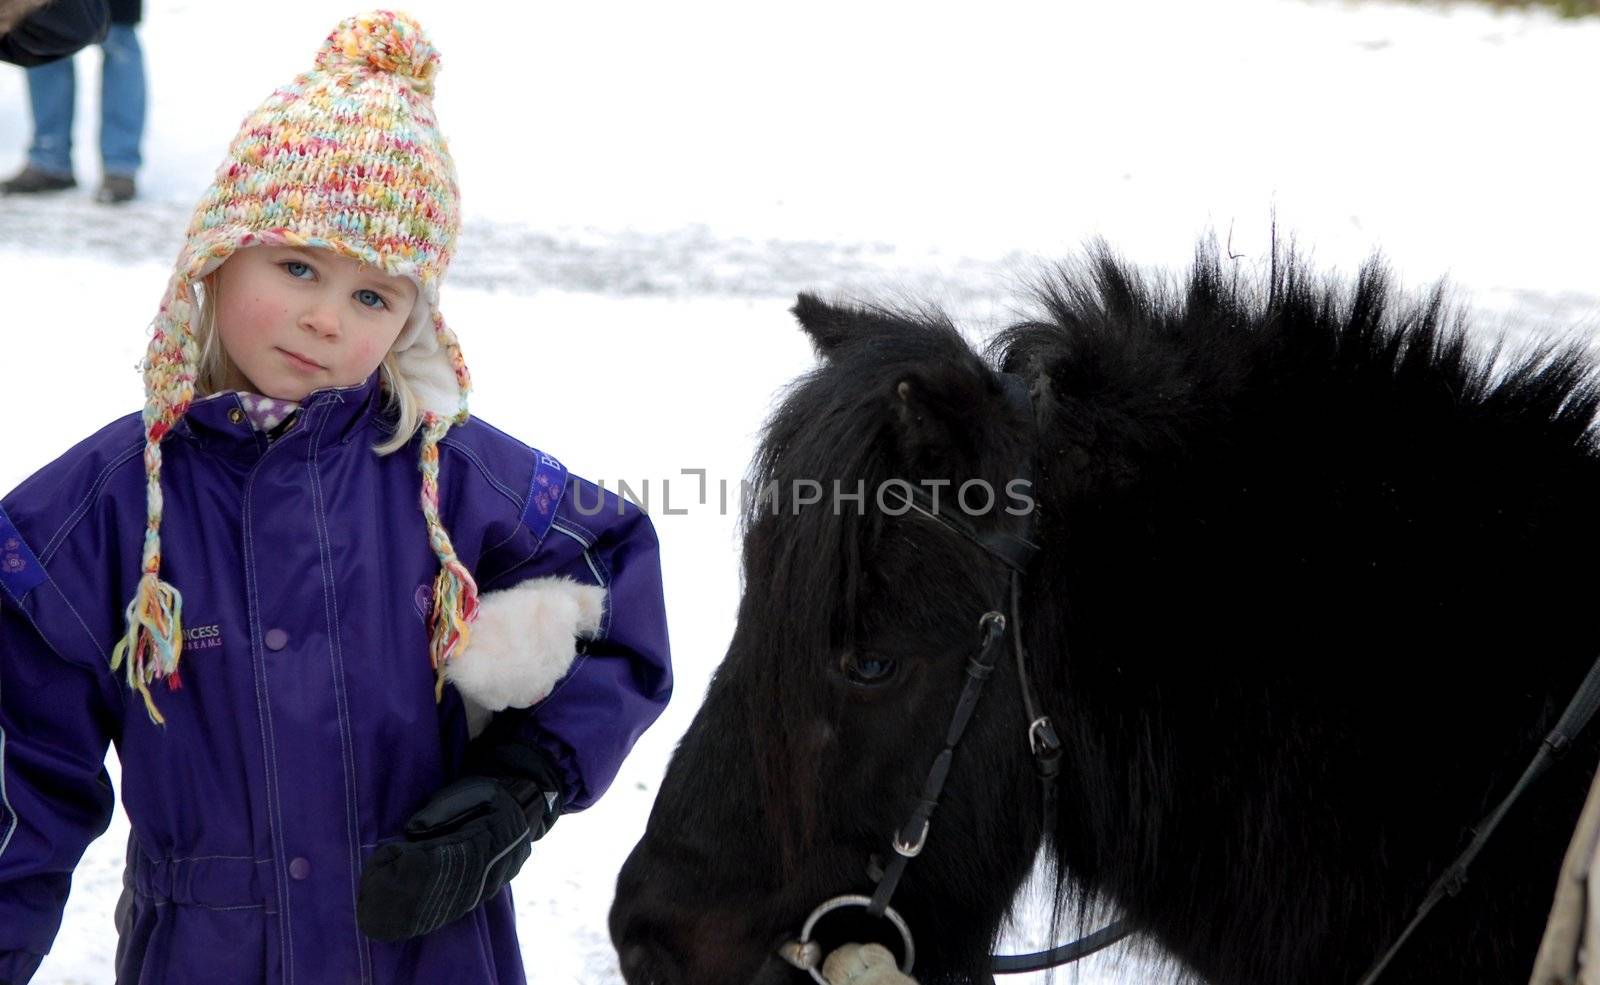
[{"x1": 0, "y1": 12, "x2": 671, "y2": 984}]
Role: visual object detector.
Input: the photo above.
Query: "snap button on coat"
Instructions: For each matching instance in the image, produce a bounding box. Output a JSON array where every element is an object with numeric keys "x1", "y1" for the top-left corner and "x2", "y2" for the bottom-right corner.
[
  {"x1": 264, "y1": 628, "x2": 288, "y2": 651},
  {"x1": 289, "y1": 857, "x2": 311, "y2": 881}
]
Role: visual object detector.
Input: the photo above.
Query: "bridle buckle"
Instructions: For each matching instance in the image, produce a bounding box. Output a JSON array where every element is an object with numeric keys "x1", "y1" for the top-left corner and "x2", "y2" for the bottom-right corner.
[
  {"x1": 893, "y1": 819, "x2": 929, "y2": 858},
  {"x1": 1029, "y1": 716, "x2": 1060, "y2": 756}
]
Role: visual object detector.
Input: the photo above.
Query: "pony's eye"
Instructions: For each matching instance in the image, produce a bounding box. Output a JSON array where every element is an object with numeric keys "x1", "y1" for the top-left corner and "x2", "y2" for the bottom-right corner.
[{"x1": 840, "y1": 650, "x2": 898, "y2": 688}]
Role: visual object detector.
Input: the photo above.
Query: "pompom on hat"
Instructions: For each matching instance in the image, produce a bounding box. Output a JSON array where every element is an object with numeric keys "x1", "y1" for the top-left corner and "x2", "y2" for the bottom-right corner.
[{"x1": 114, "y1": 10, "x2": 476, "y2": 723}]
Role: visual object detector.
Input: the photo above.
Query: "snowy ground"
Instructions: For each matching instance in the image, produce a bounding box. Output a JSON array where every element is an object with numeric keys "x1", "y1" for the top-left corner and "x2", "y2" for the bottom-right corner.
[{"x1": 1, "y1": 0, "x2": 1597, "y2": 982}]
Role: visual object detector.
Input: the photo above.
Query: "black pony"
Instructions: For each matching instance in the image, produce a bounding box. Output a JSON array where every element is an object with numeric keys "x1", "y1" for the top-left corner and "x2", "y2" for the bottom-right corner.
[{"x1": 610, "y1": 243, "x2": 1600, "y2": 985}]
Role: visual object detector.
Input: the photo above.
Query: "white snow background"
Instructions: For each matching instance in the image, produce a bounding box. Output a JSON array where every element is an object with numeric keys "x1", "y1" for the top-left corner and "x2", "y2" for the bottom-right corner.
[{"x1": 1, "y1": 0, "x2": 1597, "y2": 982}]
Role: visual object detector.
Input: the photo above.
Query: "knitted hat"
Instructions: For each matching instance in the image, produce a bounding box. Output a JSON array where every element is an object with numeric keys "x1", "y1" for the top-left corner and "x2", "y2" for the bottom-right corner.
[{"x1": 113, "y1": 10, "x2": 477, "y2": 723}]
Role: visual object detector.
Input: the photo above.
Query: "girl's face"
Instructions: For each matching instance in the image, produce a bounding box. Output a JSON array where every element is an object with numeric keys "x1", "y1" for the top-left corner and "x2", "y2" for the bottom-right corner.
[{"x1": 212, "y1": 246, "x2": 419, "y2": 402}]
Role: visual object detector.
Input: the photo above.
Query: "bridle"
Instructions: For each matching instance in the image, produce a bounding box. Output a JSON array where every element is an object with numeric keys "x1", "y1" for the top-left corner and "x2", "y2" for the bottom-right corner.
[
  {"x1": 777, "y1": 374, "x2": 1133, "y2": 982},
  {"x1": 772, "y1": 370, "x2": 1600, "y2": 985}
]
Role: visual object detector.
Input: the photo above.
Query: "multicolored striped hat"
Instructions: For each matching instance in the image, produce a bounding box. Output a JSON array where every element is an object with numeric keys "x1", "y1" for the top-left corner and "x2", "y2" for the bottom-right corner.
[{"x1": 115, "y1": 10, "x2": 477, "y2": 722}]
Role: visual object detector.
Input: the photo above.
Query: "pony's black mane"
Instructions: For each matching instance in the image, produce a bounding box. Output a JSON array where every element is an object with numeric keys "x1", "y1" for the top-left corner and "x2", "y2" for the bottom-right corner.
[
  {"x1": 992, "y1": 245, "x2": 1600, "y2": 983},
  {"x1": 998, "y1": 245, "x2": 1597, "y2": 504}
]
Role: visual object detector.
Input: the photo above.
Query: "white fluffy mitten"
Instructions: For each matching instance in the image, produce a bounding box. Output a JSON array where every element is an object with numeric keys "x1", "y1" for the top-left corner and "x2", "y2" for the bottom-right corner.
[
  {"x1": 821, "y1": 943, "x2": 918, "y2": 985},
  {"x1": 443, "y1": 576, "x2": 606, "y2": 734}
]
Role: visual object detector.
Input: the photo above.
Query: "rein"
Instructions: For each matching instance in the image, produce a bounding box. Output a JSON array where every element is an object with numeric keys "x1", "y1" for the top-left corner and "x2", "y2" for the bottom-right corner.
[
  {"x1": 777, "y1": 374, "x2": 1132, "y2": 982},
  {"x1": 1356, "y1": 651, "x2": 1600, "y2": 983}
]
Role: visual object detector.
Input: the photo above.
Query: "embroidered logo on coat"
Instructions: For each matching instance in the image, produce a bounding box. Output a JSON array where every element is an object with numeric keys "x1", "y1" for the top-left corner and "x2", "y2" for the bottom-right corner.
[
  {"x1": 183, "y1": 623, "x2": 224, "y2": 651},
  {"x1": 414, "y1": 583, "x2": 433, "y2": 623}
]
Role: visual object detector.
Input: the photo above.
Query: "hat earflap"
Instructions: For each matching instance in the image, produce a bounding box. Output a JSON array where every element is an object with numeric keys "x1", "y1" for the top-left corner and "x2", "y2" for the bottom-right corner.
[{"x1": 112, "y1": 272, "x2": 202, "y2": 725}]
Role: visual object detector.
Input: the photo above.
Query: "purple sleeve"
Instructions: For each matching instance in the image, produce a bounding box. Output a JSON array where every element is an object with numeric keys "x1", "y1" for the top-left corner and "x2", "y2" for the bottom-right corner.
[
  {"x1": 0, "y1": 591, "x2": 119, "y2": 982},
  {"x1": 481, "y1": 475, "x2": 672, "y2": 812}
]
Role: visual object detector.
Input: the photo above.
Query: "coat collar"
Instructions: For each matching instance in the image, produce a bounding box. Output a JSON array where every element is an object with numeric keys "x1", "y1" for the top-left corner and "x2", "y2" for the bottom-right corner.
[{"x1": 177, "y1": 372, "x2": 387, "y2": 459}]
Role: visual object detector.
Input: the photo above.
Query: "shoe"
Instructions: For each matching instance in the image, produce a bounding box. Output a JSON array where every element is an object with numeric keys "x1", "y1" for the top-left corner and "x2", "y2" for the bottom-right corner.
[
  {"x1": 0, "y1": 165, "x2": 76, "y2": 195},
  {"x1": 96, "y1": 174, "x2": 136, "y2": 204}
]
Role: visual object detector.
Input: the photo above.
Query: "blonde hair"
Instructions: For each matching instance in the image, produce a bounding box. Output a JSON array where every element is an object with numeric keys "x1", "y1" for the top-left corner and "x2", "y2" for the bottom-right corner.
[{"x1": 193, "y1": 274, "x2": 424, "y2": 455}]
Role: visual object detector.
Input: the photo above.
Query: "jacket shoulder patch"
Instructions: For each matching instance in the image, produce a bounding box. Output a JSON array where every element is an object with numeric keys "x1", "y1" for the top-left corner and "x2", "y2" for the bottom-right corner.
[
  {"x1": 521, "y1": 450, "x2": 568, "y2": 545},
  {"x1": 0, "y1": 506, "x2": 46, "y2": 602}
]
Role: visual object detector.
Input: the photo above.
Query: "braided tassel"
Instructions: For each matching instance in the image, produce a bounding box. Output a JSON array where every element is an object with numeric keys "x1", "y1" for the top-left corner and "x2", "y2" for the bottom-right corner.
[
  {"x1": 419, "y1": 411, "x2": 479, "y2": 700},
  {"x1": 110, "y1": 430, "x2": 188, "y2": 725},
  {"x1": 110, "y1": 568, "x2": 185, "y2": 725}
]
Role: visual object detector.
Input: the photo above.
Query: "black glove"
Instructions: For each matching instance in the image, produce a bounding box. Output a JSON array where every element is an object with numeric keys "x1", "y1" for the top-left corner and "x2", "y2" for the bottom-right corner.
[{"x1": 356, "y1": 729, "x2": 564, "y2": 942}]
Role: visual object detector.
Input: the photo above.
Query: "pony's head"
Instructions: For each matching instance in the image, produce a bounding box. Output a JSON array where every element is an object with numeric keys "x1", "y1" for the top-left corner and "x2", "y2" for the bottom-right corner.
[{"x1": 612, "y1": 296, "x2": 1041, "y2": 984}]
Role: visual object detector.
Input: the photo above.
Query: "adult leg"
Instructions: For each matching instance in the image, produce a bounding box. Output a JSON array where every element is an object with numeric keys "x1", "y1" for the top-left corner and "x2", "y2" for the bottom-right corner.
[
  {"x1": 97, "y1": 22, "x2": 145, "y2": 200},
  {"x1": 6, "y1": 53, "x2": 78, "y2": 189},
  {"x1": 2, "y1": 55, "x2": 76, "y2": 192}
]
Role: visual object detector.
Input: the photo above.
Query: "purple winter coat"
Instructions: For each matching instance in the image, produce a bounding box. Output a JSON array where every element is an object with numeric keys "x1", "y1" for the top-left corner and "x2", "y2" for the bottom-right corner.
[{"x1": 0, "y1": 374, "x2": 672, "y2": 984}]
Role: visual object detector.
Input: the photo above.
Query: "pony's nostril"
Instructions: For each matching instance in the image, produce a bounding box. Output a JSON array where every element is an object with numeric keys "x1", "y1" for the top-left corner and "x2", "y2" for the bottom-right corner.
[{"x1": 617, "y1": 939, "x2": 686, "y2": 985}]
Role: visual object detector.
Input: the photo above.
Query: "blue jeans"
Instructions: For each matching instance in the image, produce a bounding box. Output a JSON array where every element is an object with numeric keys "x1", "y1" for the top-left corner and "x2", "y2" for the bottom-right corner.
[{"x1": 26, "y1": 23, "x2": 146, "y2": 178}]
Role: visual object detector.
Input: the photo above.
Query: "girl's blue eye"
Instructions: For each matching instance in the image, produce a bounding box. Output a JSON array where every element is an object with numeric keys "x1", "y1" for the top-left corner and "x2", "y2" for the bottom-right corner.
[
  {"x1": 355, "y1": 289, "x2": 387, "y2": 310},
  {"x1": 282, "y1": 261, "x2": 313, "y2": 279}
]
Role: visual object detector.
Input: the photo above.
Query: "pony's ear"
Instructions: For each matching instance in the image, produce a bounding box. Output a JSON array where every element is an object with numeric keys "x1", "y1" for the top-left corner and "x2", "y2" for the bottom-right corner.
[
  {"x1": 889, "y1": 366, "x2": 993, "y2": 470},
  {"x1": 793, "y1": 294, "x2": 912, "y2": 359},
  {"x1": 791, "y1": 293, "x2": 856, "y2": 358}
]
